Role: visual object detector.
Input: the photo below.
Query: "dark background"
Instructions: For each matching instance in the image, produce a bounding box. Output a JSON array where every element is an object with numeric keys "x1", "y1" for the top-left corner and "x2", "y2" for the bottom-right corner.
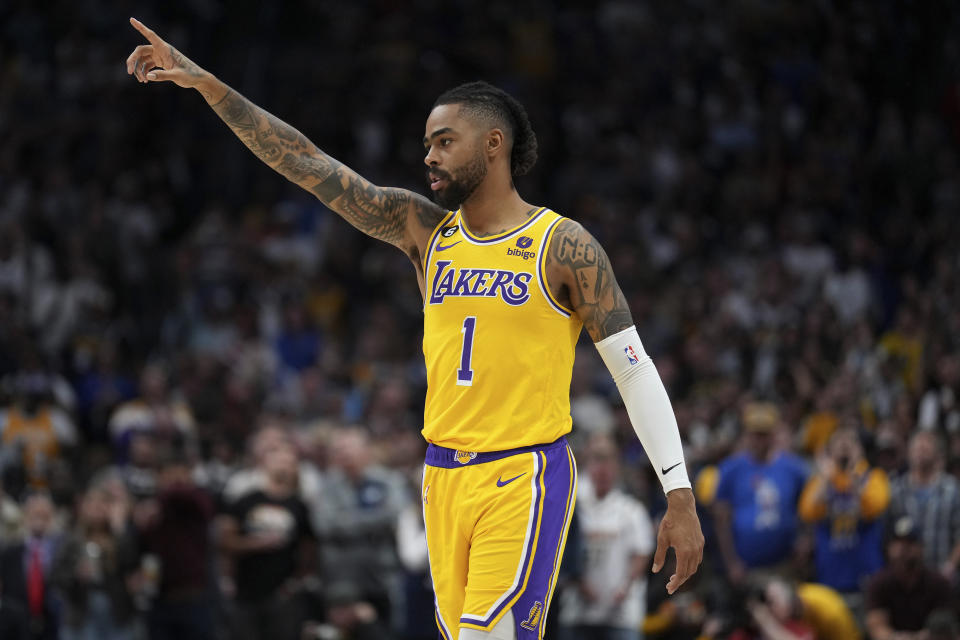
[{"x1": 2, "y1": 1, "x2": 960, "y2": 639}]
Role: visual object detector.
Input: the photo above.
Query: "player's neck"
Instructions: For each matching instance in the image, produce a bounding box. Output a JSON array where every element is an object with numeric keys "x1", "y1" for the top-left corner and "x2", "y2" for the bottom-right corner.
[{"x1": 459, "y1": 175, "x2": 534, "y2": 237}]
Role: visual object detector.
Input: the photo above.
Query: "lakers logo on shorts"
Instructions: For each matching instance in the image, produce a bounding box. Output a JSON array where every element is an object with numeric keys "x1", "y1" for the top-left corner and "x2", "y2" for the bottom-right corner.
[
  {"x1": 519, "y1": 601, "x2": 543, "y2": 631},
  {"x1": 454, "y1": 450, "x2": 477, "y2": 465}
]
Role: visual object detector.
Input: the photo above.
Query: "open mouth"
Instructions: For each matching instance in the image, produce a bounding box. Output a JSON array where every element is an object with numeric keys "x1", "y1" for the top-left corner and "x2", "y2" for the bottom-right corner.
[{"x1": 429, "y1": 173, "x2": 448, "y2": 191}]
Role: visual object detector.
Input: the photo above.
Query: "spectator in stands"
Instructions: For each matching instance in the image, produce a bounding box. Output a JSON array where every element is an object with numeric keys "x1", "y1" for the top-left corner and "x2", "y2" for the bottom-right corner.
[
  {"x1": 926, "y1": 610, "x2": 960, "y2": 640},
  {"x1": 724, "y1": 578, "x2": 815, "y2": 640},
  {"x1": 888, "y1": 430, "x2": 960, "y2": 577},
  {"x1": 0, "y1": 492, "x2": 62, "y2": 640},
  {"x1": 2, "y1": 0, "x2": 960, "y2": 637},
  {"x1": 221, "y1": 421, "x2": 324, "y2": 514},
  {"x1": 798, "y1": 427, "x2": 889, "y2": 596},
  {"x1": 72, "y1": 342, "x2": 136, "y2": 443},
  {"x1": 314, "y1": 427, "x2": 407, "y2": 628},
  {"x1": 317, "y1": 581, "x2": 388, "y2": 640},
  {"x1": 794, "y1": 582, "x2": 861, "y2": 640},
  {"x1": 274, "y1": 300, "x2": 322, "y2": 374},
  {"x1": 0, "y1": 375, "x2": 77, "y2": 492},
  {"x1": 878, "y1": 308, "x2": 924, "y2": 395},
  {"x1": 115, "y1": 431, "x2": 159, "y2": 502},
  {"x1": 714, "y1": 402, "x2": 809, "y2": 583},
  {"x1": 107, "y1": 363, "x2": 196, "y2": 462},
  {"x1": 0, "y1": 478, "x2": 22, "y2": 545},
  {"x1": 133, "y1": 452, "x2": 215, "y2": 640},
  {"x1": 219, "y1": 440, "x2": 316, "y2": 640},
  {"x1": 917, "y1": 353, "x2": 960, "y2": 433},
  {"x1": 0, "y1": 575, "x2": 29, "y2": 640},
  {"x1": 395, "y1": 471, "x2": 434, "y2": 640},
  {"x1": 872, "y1": 426, "x2": 906, "y2": 477},
  {"x1": 53, "y1": 484, "x2": 138, "y2": 640},
  {"x1": 865, "y1": 516, "x2": 953, "y2": 640},
  {"x1": 193, "y1": 434, "x2": 241, "y2": 500},
  {"x1": 559, "y1": 434, "x2": 654, "y2": 640},
  {"x1": 798, "y1": 375, "x2": 849, "y2": 456}
]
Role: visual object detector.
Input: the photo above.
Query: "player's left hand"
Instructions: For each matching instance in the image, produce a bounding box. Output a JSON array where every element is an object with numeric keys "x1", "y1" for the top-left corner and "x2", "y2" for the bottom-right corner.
[
  {"x1": 652, "y1": 488, "x2": 704, "y2": 595},
  {"x1": 125, "y1": 17, "x2": 208, "y2": 88}
]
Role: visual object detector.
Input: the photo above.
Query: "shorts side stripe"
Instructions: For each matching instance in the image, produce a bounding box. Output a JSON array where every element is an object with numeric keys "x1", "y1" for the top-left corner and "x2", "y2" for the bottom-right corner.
[
  {"x1": 459, "y1": 451, "x2": 546, "y2": 628},
  {"x1": 539, "y1": 445, "x2": 577, "y2": 637},
  {"x1": 436, "y1": 609, "x2": 453, "y2": 640}
]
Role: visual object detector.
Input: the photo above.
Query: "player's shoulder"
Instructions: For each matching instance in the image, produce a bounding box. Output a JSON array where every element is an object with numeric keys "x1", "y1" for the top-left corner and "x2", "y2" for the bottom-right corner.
[
  {"x1": 548, "y1": 216, "x2": 585, "y2": 241},
  {"x1": 544, "y1": 214, "x2": 624, "y2": 265},
  {"x1": 542, "y1": 216, "x2": 603, "y2": 267}
]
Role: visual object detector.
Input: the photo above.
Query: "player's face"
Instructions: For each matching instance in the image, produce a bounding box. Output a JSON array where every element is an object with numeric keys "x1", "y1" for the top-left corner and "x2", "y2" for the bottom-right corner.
[{"x1": 423, "y1": 104, "x2": 488, "y2": 210}]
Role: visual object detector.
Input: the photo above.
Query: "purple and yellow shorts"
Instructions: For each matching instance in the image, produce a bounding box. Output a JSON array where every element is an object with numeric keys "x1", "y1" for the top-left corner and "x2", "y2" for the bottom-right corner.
[{"x1": 422, "y1": 437, "x2": 577, "y2": 639}]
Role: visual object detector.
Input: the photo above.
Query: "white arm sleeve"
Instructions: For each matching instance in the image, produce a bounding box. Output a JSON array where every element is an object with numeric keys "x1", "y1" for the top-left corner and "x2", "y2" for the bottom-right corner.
[{"x1": 594, "y1": 326, "x2": 691, "y2": 494}]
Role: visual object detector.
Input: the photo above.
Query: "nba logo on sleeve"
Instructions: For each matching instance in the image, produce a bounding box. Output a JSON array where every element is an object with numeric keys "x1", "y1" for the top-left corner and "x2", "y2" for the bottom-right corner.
[{"x1": 625, "y1": 345, "x2": 640, "y2": 365}]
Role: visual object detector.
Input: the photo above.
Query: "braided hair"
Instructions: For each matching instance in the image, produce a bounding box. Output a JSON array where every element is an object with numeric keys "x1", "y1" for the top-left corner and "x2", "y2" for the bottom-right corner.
[{"x1": 433, "y1": 81, "x2": 538, "y2": 177}]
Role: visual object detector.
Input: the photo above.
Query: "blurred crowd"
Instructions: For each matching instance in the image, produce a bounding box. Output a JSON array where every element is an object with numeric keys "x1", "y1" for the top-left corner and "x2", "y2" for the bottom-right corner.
[{"x1": 2, "y1": 0, "x2": 960, "y2": 639}]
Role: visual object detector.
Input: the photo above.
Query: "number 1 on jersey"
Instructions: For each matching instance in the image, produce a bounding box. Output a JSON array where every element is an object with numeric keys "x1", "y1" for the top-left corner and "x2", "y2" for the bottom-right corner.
[{"x1": 457, "y1": 316, "x2": 476, "y2": 386}]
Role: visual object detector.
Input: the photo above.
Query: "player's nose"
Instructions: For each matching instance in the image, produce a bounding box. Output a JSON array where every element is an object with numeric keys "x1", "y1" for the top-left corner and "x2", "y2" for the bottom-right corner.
[{"x1": 424, "y1": 145, "x2": 440, "y2": 167}]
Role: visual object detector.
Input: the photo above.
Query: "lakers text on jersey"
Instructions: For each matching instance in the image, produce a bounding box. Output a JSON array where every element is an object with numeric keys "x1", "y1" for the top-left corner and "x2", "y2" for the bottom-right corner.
[{"x1": 420, "y1": 207, "x2": 581, "y2": 452}]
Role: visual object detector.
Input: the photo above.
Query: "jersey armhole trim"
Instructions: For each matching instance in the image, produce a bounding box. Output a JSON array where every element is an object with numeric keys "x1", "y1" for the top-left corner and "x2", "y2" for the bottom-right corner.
[
  {"x1": 421, "y1": 210, "x2": 458, "y2": 274},
  {"x1": 537, "y1": 214, "x2": 575, "y2": 317}
]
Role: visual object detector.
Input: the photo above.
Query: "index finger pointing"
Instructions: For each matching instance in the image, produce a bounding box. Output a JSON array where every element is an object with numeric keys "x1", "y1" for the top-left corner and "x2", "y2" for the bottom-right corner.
[{"x1": 130, "y1": 17, "x2": 162, "y2": 45}]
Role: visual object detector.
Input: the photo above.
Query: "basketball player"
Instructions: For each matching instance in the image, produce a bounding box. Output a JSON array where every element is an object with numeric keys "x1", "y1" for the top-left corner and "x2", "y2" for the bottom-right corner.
[{"x1": 126, "y1": 17, "x2": 704, "y2": 640}]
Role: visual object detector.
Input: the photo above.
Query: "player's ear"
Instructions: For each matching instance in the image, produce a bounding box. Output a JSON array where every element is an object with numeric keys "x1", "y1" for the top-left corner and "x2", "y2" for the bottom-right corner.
[{"x1": 486, "y1": 128, "x2": 506, "y2": 156}]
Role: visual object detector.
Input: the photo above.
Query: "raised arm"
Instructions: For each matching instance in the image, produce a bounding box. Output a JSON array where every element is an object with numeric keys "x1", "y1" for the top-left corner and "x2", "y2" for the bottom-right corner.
[
  {"x1": 125, "y1": 18, "x2": 445, "y2": 254},
  {"x1": 545, "y1": 219, "x2": 704, "y2": 594}
]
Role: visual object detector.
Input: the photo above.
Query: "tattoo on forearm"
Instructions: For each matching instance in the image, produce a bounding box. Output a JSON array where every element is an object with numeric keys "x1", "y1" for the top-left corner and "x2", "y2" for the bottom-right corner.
[
  {"x1": 548, "y1": 220, "x2": 633, "y2": 341},
  {"x1": 209, "y1": 88, "x2": 445, "y2": 246}
]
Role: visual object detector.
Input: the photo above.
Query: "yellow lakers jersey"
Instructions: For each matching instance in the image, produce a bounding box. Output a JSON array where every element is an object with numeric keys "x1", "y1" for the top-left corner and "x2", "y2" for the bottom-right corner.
[
  {"x1": 2, "y1": 407, "x2": 59, "y2": 486},
  {"x1": 421, "y1": 207, "x2": 582, "y2": 451}
]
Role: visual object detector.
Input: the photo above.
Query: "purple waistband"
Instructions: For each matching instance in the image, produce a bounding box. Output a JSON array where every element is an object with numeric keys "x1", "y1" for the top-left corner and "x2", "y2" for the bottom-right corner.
[{"x1": 425, "y1": 436, "x2": 568, "y2": 469}]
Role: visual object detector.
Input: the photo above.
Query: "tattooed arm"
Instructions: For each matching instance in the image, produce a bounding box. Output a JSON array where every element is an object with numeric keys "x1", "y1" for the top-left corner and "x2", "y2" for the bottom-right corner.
[
  {"x1": 546, "y1": 218, "x2": 704, "y2": 594},
  {"x1": 201, "y1": 82, "x2": 447, "y2": 249},
  {"x1": 543, "y1": 219, "x2": 633, "y2": 341},
  {"x1": 124, "y1": 18, "x2": 445, "y2": 252}
]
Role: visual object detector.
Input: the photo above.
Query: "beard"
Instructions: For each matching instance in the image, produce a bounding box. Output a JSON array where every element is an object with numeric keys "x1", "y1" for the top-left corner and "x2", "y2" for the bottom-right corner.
[{"x1": 429, "y1": 152, "x2": 487, "y2": 210}]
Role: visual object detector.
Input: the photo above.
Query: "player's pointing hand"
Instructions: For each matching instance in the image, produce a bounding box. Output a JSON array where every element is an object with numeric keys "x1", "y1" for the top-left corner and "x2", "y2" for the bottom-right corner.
[
  {"x1": 653, "y1": 487, "x2": 704, "y2": 594},
  {"x1": 125, "y1": 17, "x2": 208, "y2": 88}
]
